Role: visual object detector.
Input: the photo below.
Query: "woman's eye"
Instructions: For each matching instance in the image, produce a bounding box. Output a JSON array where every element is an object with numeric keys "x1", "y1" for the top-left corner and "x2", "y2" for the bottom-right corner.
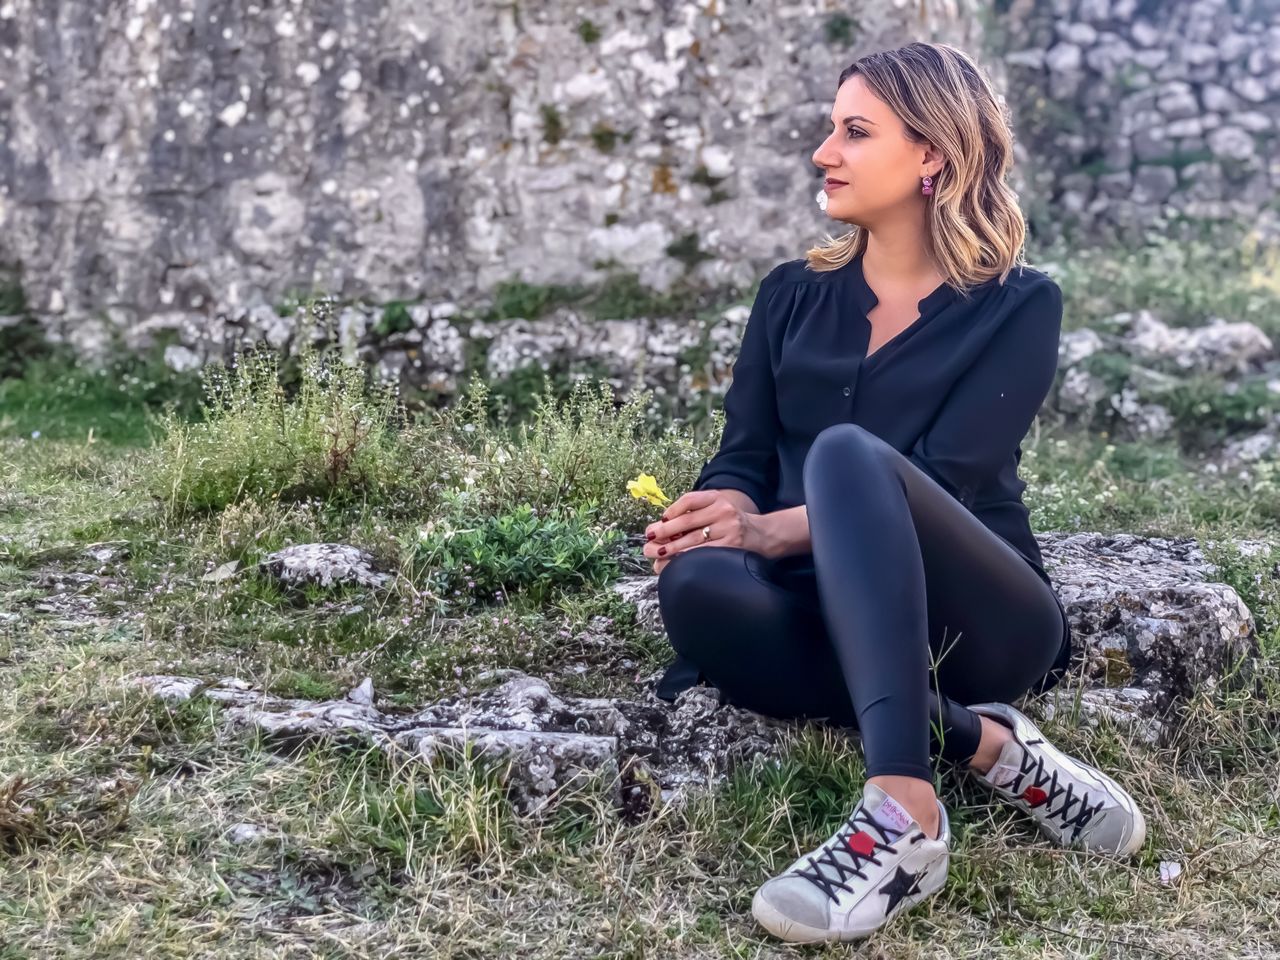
[{"x1": 845, "y1": 127, "x2": 864, "y2": 139}]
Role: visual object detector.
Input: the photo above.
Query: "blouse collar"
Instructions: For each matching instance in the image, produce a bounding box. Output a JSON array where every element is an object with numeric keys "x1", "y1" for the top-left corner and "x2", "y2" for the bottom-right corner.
[{"x1": 848, "y1": 251, "x2": 959, "y2": 317}]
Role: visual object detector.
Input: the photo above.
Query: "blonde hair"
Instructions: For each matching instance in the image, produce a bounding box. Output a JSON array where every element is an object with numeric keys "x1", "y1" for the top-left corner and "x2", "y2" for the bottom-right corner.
[{"x1": 805, "y1": 41, "x2": 1028, "y2": 297}]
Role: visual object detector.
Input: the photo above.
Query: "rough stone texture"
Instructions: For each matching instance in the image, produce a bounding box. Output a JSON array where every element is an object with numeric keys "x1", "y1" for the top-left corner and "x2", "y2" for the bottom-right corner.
[
  {"x1": 1039, "y1": 686, "x2": 1166, "y2": 745},
  {"x1": 1003, "y1": 0, "x2": 1280, "y2": 246},
  {"x1": 1038, "y1": 532, "x2": 1259, "y2": 713},
  {"x1": 0, "y1": 0, "x2": 982, "y2": 360},
  {"x1": 128, "y1": 673, "x2": 796, "y2": 816},
  {"x1": 258, "y1": 543, "x2": 391, "y2": 590},
  {"x1": 1120, "y1": 310, "x2": 1275, "y2": 376},
  {"x1": 4, "y1": 0, "x2": 1277, "y2": 365},
  {"x1": 1048, "y1": 311, "x2": 1280, "y2": 447}
]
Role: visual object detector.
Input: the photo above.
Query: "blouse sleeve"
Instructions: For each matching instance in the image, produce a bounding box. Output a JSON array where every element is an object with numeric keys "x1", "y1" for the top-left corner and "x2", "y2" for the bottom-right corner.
[
  {"x1": 691, "y1": 266, "x2": 788, "y2": 512},
  {"x1": 906, "y1": 276, "x2": 1063, "y2": 509}
]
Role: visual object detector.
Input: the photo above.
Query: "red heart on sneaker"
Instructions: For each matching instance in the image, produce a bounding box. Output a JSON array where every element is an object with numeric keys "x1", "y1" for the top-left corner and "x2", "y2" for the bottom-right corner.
[
  {"x1": 846, "y1": 831, "x2": 877, "y2": 857},
  {"x1": 1022, "y1": 786, "x2": 1048, "y2": 807}
]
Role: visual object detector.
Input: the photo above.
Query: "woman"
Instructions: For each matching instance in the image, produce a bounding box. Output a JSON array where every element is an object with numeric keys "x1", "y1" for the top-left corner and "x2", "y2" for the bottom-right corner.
[{"x1": 645, "y1": 42, "x2": 1147, "y2": 944}]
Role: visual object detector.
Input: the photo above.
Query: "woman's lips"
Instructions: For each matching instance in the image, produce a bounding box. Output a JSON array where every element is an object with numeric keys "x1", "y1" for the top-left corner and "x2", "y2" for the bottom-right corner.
[{"x1": 824, "y1": 179, "x2": 848, "y2": 192}]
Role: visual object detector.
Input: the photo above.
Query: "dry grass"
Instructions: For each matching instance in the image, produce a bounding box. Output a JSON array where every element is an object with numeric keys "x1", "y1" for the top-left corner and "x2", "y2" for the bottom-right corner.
[{"x1": 2, "y1": 339, "x2": 1279, "y2": 955}]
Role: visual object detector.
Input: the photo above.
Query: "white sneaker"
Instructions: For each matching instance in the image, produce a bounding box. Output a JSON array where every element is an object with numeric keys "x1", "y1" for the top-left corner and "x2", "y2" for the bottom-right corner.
[
  {"x1": 966, "y1": 701, "x2": 1147, "y2": 857},
  {"x1": 751, "y1": 782, "x2": 950, "y2": 944}
]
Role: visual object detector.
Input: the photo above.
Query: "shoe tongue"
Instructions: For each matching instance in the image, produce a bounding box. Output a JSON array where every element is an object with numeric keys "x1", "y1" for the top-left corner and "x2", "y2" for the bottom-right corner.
[
  {"x1": 861, "y1": 782, "x2": 914, "y2": 837},
  {"x1": 982, "y1": 737, "x2": 1025, "y2": 790}
]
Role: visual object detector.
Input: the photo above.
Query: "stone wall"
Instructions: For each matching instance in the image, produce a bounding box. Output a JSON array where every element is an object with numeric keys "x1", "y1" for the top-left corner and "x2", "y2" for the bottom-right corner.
[
  {"x1": 999, "y1": 0, "x2": 1280, "y2": 244},
  {"x1": 0, "y1": 0, "x2": 1276, "y2": 362}
]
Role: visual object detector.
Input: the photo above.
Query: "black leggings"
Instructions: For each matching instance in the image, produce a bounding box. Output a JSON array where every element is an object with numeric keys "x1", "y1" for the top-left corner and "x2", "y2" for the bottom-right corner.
[{"x1": 656, "y1": 422, "x2": 1069, "y2": 783}]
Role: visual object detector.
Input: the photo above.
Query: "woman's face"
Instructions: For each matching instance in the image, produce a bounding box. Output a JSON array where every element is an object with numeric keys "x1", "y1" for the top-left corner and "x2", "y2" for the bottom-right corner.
[{"x1": 811, "y1": 74, "x2": 942, "y2": 227}]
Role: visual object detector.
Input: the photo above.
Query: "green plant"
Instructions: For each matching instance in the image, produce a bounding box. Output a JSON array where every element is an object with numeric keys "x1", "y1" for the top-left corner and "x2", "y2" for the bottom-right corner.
[
  {"x1": 413, "y1": 375, "x2": 717, "y2": 530},
  {"x1": 590, "y1": 122, "x2": 618, "y2": 152},
  {"x1": 665, "y1": 232, "x2": 714, "y2": 272},
  {"x1": 1201, "y1": 540, "x2": 1280, "y2": 658},
  {"x1": 1041, "y1": 226, "x2": 1280, "y2": 336},
  {"x1": 824, "y1": 12, "x2": 859, "y2": 45},
  {"x1": 540, "y1": 104, "x2": 565, "y2": 145},
  {"x1": 487, "y1": 278, "x2": 584, "y2": 321},
  {"x1": 689, "y1": 164, "x2": 725, "y2": 189},
  {"x1": 411, "y1": 501, "x2": 623, "y2": 609},
  {"x1": 374, "y1": 301, "x2": 413, "y2": 337},
  {"x1": 148, "y1": 344, "x2": 408, "y2": 514},
  {"x1": 0, "y1": 347, "x2": 204, "y2": 445},
  {"x1": 1162, "y1": 376, "x2": 1280, "y2": 444},
  {"x1": 274, "y1": 288, "x2": 319, "y2": 318}
]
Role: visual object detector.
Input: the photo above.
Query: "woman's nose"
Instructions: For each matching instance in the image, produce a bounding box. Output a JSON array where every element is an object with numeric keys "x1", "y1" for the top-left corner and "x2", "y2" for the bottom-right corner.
[{"x1": 812, "y1": 136, "x2": 838, "y2": 169}]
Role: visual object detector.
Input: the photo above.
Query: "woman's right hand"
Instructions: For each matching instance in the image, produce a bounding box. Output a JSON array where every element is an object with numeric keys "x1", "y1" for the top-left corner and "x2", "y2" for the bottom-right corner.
[{"x1": 646, "y1": 488, "x2": 762, "y2": 575}]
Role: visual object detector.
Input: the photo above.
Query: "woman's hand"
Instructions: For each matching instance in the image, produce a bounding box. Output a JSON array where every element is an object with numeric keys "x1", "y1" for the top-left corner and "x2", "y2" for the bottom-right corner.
[{"x1": 643, "y1": 489, "x2": 771, "y2": 574}]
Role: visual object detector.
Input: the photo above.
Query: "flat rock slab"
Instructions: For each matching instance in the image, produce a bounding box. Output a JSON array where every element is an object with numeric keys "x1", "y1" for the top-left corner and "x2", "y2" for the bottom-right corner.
[
  {"x1": 1039, "y1": 532, "x2": 1259, "y2": 711},
  {"x1": 128, "y1": 674, "x2": 796, "y2": 817}
]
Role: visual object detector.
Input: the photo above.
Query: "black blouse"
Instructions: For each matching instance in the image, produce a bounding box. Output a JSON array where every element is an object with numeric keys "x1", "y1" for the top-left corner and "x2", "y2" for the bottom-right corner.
[{"x1": 691, "y1": 250, "x2": 1064, "y2": 593}]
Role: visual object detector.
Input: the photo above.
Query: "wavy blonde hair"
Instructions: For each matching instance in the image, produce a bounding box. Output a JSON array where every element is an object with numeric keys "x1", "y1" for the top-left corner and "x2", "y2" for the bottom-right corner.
[{"x1": 805, "y1": 41, "x2": 1028, "y2": 297}]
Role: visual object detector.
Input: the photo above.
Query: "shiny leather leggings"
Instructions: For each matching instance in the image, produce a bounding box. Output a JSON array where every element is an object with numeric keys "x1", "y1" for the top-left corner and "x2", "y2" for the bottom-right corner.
[{"x1": 656, "y1": 422, "x2": 1069, "y2": 782}]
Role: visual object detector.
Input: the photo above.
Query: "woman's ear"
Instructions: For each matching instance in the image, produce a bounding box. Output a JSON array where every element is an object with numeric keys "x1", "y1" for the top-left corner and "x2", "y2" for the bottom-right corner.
[{"x1": 918, "y1": 139, "x2": 946, "y2": 178}]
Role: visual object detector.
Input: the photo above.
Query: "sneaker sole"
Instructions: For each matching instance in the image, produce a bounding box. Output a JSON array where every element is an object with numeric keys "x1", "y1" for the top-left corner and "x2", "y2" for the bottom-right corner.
[
  {"x1": 750, "y1": 857, "x2": 948, "y2": 944},
  {"x1": 969, "y1": 702, "x2": 1147, "y2": 858}
]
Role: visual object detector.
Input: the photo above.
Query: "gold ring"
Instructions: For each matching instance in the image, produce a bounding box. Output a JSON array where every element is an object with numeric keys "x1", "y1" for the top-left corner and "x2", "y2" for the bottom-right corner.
[{"x1": 702, "y1": 525, "x2": 711, "y2": 540}]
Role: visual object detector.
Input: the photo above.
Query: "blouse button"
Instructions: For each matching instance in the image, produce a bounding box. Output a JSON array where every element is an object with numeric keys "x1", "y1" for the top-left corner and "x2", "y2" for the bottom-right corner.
[{"x1": 842, "y1": 386, "x2": 851, "y2": 396}]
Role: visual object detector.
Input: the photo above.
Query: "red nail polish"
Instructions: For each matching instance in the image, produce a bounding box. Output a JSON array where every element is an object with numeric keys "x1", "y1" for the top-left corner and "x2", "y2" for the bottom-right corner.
[
  {"x1": 646, "y1": 531, "x2": 655, "y2": 540},
  {"x1": 658, "y1": 546, "x2": 667, "y2": 556}
]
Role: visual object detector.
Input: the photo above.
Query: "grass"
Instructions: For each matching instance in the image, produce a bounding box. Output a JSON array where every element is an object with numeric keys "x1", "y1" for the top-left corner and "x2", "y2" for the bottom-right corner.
[
  {"x1": 0, "y1": 233, "x2": 1279, "y2": 956},
  {"x1": 0, "y1": 349, "x2": 203, "y2": 446}
]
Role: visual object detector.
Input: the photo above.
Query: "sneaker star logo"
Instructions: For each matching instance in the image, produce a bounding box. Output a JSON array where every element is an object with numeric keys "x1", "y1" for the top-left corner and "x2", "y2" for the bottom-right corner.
[{"x1": 879, "y1": 864, "x2": 924, "y2": 915}]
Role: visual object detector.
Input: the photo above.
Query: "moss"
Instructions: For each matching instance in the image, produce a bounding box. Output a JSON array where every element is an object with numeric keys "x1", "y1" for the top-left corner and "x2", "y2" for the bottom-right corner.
[
  {"x1": 487, "y1": 278, "x2": 586, "y2": 321},
  {"x1": 374, "y1": 301, "x2": 413, "y2": 337},
  {"x1": 539, "y1": 104, "x2": 565, "y2": 145},
  {"x1": 823, "y1": 12, "x2": 859, "y2": 45},
  {"x1": 689, "y1": 164, "x2": 725, "y2": 188},
  {"x1": 589, "y1": 122, "x2": 618, "y2": 153},
  {"x1": 665, "y1": 232, "x2": 714, "y2": 271}
]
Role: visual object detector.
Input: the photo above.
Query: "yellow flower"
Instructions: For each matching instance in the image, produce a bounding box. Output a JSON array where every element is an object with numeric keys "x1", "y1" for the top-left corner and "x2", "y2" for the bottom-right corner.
[{"x1": 627, "y1": 472, "x2": 671, "y2": 507}]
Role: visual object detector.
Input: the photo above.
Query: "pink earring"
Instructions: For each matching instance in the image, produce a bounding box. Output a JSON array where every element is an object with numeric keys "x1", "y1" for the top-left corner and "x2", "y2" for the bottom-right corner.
[{"x1": 921, "y1": 175, "x2": 934, "y2": 196}]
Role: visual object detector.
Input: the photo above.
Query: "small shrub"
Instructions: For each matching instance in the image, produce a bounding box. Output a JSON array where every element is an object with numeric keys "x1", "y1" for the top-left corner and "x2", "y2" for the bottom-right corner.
[
  {"x1": 1020, "y1": 434, "x2": 1132, "y2": 532},
  {"x1": 1043, "y1": 225, "x2": 1280, "y2": 335},
  {"x1": 411, "y1": 502, "x2": 623, "y2": 609},
  {"x1": 410, "y1": 375, "x2": 717, "y2": 530},
  {"x1": 149, "y1": 344, "x2": 408, "y2": 515},
  {"x1": 824, "y1": 12, "x2": 858, "y2": 45},
  {"x1": 590, "y1": 122, "x2": 618, "y2": 152},
  {"x1": 374, "y1": 301, "x2": 413, "y2": 337},
  {"x1": 665, "y1": 232, "x2": 714, "y2": 272},
  {"x1": 1162, "y1": 375, "x2": 1280, "y2": 444},
  {"x1": 486, "y1": 278, "x2": 583, "y2": 321}
]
